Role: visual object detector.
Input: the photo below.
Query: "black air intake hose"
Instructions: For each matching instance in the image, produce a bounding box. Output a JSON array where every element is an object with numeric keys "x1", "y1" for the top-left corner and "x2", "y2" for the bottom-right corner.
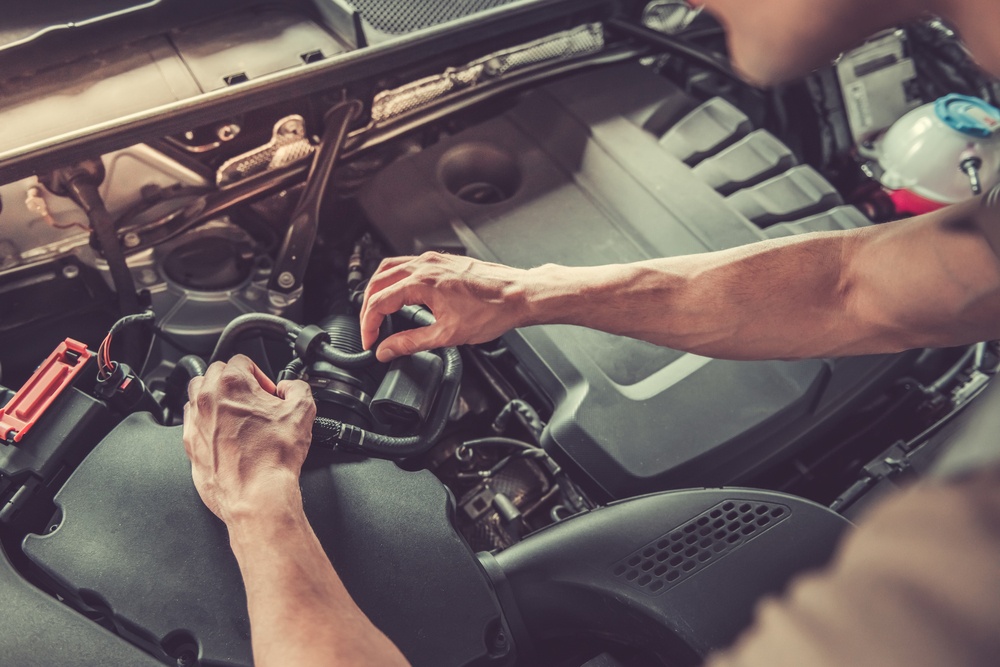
[
  {"x1": 167, "y1": 355, "x2": 208, "y2": 389},
  {"x1": 312, "y1": 342, "x2": 461, "y2": 459},
  {"x1": 322, "y1": 312, "x2": 364, "y2": 352},
  {"x1": 278, "y1": 357, "x2": 306, "y2": 382},
  {"x1": 163, "y1": 355, "x2": 208, "y2": 419},
  {"x1": 209, "y1": 313, "x2": 299, "y2": 364},
  {"x1": 209, "y1": 313, "x2": 377, "y2": 368}
]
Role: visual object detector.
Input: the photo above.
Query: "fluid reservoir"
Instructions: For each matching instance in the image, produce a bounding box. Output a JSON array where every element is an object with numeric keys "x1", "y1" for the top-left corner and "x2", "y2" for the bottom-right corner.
[{"x1": 872, "y1": 94, "x2": 1000, "y2": 211}]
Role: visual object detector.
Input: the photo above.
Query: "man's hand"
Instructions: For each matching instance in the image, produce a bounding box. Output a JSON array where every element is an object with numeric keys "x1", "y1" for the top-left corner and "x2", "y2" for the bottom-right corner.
[
  {"x1": 360, "y1": 252, "x2": 532, "y2": 362},
  {"x1": 182, "y1": 355, "x2": 409, "y2": 666},
  {"x1": 182, "y1": 354, "x2": 316, "y2": 524}
]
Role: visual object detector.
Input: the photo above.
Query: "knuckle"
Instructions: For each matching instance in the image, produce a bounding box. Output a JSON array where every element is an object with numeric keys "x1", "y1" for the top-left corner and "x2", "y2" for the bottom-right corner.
[
  {"x1": 204, "y1": 360, "x2": 226, "y2": 378},
  {"x1": 217, "y1": 369, "x2": 247, "y2": 392},
  {"x1": 195, "y1": 392, "x2": 214, "y2": 412}
]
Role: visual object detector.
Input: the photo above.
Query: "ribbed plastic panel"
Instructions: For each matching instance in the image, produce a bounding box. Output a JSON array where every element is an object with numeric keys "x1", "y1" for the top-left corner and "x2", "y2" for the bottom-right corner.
[
  {"x1": 345, "y1": 0, "x2": 520, "y2": 34},
  {"x1": 611, "y1": 499, "x2": 791, "y2": 595}
]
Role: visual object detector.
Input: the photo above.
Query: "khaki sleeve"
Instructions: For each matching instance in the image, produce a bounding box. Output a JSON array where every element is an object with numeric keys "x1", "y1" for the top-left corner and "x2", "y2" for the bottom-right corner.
[{"x1": 705, "y1": 464, "x2": 1000, "y2": 667}]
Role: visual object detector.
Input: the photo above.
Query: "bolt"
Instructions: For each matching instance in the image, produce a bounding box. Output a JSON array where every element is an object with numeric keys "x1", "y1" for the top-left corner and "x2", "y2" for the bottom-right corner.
[
  {"x1": 217, "y1": 123, "x2": 241, "y2": 142},
  {"x1": 489, "y1": 627, "x2": 508, "y2": 656},
  {"x1": 62, "y1": 264, "x2": 80, "y2": 279},
  {"x1": 484, "y1": 58, "x2": 504, "y2": 77},
  {"x1": 123, "y1": 232, "x2": 141, "y2": 248},
  {"x1": 277, "y1": 271, "x2": 296, "y2": 289},
  {"x1": 278, "y1": 118, "x2": 305, "y2": 137}
]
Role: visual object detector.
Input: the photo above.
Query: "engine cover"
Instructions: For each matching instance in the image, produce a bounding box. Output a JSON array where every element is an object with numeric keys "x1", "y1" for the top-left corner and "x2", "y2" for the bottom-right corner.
[
  {"x1": 24, "y1": 414, "x2": 511, "y2": 667},
  {"x1": 359, "y1": 62, "x2": 912, "y2": 499}
]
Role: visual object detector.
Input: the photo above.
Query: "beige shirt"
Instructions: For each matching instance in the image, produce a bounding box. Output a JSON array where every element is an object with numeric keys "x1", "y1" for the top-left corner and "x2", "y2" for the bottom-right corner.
[{"x1": 706, "y1": 463, "x2": 1000, "y2": 667}]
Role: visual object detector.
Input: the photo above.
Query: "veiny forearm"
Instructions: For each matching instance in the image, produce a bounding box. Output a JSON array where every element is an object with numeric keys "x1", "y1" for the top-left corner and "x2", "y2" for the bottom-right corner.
[
  {"x1": 521, "y1": 198, "x2": 1000, "y2": 360},
  {"x1": 227, "y1": 484, "x2": 409, "y2": 667},
  {"x1": 522, "y1": 231, "x2": 862, "y2": 360}
]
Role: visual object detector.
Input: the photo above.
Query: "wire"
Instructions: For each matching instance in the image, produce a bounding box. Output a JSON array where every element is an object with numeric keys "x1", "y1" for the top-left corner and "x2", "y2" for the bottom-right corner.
[
  {"x1": 455, "y1": 437, "x2": 593, "y2": 512},
  {"x1": 96, "y1": 311, "x2": 156, "y2": 379},
  {"x1": 605, "y1": 18, "x2": 758, "y2": 90}
]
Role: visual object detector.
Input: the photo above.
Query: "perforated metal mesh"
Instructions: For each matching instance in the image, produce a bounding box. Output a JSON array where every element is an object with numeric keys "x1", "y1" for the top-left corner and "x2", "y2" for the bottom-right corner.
[
  {"x1": 612, "y1": 500, "x2": 791, "y2": 596},
  {"x1": 346, "y1": 0, "x2": 520, "y2": 35}
]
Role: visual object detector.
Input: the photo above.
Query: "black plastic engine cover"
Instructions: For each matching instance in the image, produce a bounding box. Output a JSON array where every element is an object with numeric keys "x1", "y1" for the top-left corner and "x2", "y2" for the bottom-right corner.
[
  {"x1": 359, "y1": 62, "x2": 912, "y2": 499},
  {"x1": 23, "y1": 414, "x2": 511, "y2": 667},
  {"x1": 0, "y1": 539, "x2": 163, "y2": 667},
  {"x1": 483, "y1": 488, "x2": 851, "y2": 665}
]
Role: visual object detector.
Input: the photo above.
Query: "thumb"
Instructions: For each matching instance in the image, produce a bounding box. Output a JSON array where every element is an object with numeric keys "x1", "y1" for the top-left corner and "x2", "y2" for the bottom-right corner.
[{"x1": 376, "y1": 326, "x2": 444, "y2": 362}]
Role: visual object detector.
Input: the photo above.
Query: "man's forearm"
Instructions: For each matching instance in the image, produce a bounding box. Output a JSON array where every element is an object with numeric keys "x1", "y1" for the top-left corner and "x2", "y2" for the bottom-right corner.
[
  {"x1": 521, "y1": 230, "x2": 861, "y2": 360},
  {"x1": 521, "y1": 198, "x2": 1000, "y2": 360},
  {"x1": 361, "y1": 195, "x2": 1000, "y2": 362},
  {"x1": 226, "y1": 483, "x2": 409, "y2": 667}
]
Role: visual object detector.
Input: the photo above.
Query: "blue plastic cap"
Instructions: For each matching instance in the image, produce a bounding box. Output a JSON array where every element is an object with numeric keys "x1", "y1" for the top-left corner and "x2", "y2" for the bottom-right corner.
[{"x1": 934, "y1": 94, "x2": 1000, "y2": 138}]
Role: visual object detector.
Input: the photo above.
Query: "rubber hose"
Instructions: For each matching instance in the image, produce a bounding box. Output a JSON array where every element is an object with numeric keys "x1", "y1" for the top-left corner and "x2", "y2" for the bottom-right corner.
[
  {"x1": 163, "y1": 354, "x2": 208, "y2": 423},
  {"x1": 278, "y1": 357, "x2": 306, "y2": 382},
  {"x1": 209, "y1": 313, "x2": 299, "y2": 364},
  {"x1": 314, "y1": 341, "x2": 376, "y2": 369},
  {"x1": 312, "y1": 344, "x2": 462, "y2": 458},
  {"x1": 174, "y1": 354, "x2": 208, "y2": 382}
]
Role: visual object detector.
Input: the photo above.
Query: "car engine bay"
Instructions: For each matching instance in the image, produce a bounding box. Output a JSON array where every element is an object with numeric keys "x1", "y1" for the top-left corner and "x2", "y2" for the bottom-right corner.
[{"x1": 0, "y1": 1, "x2": 998, "y2": 666}]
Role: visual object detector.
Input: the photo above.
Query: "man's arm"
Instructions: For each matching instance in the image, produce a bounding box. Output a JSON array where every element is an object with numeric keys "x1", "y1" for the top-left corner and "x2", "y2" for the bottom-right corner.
[
  {"x1": 183, "y1": 356, "x2": 410, "y2": 667},
  {"x1": 360, "y1": 195, "x2": 1000, "y2": 362}
]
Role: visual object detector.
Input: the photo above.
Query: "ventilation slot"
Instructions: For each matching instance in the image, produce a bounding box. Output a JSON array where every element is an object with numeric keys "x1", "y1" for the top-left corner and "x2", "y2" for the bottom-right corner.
[{"x1": 611, "y1": 500, "x2": 790, "y2": 596}]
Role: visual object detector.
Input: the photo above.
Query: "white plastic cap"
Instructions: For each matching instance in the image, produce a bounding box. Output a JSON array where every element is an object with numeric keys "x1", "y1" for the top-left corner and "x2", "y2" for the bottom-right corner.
[{"x1": 873, "y1": 94, "x2": 1000, "y2": 204}]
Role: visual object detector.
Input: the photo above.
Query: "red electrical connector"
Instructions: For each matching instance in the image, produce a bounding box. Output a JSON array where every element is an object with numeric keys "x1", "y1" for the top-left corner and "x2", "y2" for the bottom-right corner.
[{"x1": 0, "y1": 339, "x2": 92, "y2": 445}]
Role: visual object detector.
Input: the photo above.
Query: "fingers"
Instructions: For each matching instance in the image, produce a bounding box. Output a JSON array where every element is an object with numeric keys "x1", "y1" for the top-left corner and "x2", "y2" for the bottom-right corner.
[
  {"x1": 361, "y1": 256, "x2": 424, "y2": 349},
  {"x1": 276, "y1": 379, "x2": 314, "y2": 406},
  {"x1": 226, "y1": 354, "x2": 278, "y2": 394},
  {"x1": 362, "y1": 282, "x2": 431, "y2": 351},
  {"x1": 181, "y1": 402, "x2": 195, "y2": 458},
  {"x1": 187, "y1": 375, "x2": 205, "y2": 402},
  {"x1": 362, "y1": 257, "x2": 413, "y2": 307},
  {"x1": 376, "y1": 325, "x2": 445, "y2": 362}
]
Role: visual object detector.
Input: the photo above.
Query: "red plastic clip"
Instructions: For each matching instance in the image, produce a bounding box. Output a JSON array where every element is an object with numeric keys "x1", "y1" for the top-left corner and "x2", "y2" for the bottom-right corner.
[{"x1": 0, "y1": 339, "x2": 92, "y2": 445}]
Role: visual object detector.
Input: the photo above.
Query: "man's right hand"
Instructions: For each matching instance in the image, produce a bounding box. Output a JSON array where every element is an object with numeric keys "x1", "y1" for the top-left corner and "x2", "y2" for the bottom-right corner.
[
  {"x1": 360, "y1": 252, "x2": 534, "y2": 362},
  {"x1": 182, "y1": 354, "x2": 316, "y2": 525}
]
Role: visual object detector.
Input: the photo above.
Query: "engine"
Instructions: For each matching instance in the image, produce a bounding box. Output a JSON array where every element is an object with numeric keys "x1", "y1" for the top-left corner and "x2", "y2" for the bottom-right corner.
[{"x1": 0, "y1": 4, "x2": 996, "y2": 666}]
